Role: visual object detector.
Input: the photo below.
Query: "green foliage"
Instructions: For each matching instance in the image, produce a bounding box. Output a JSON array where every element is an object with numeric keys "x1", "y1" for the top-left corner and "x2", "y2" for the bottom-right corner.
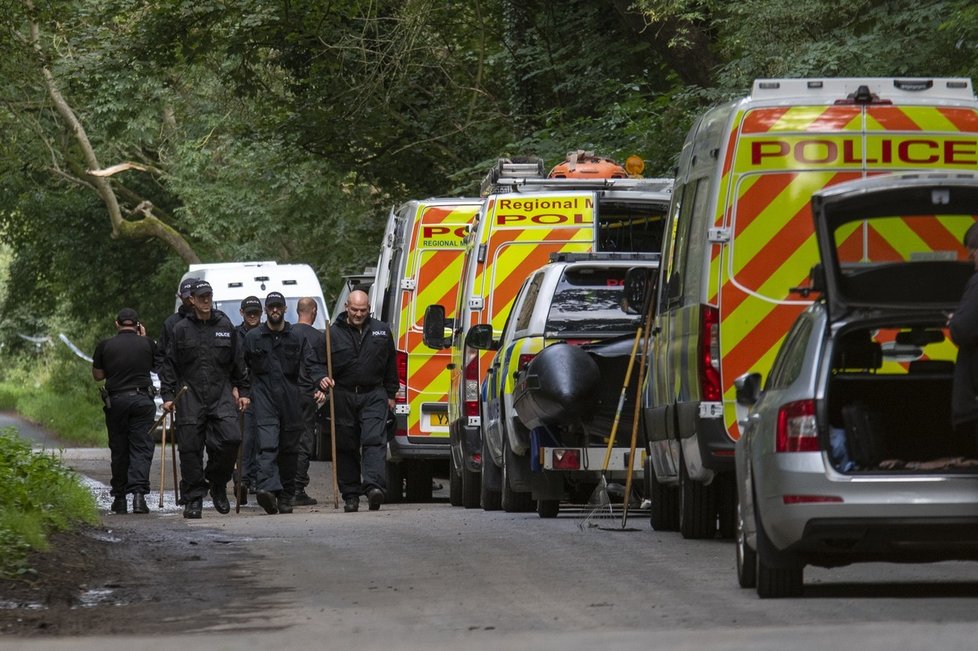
[
  {"x1": 0, "y1": 347, "x2": 105, "y2": 447},
  {"x1": 0, "y1": 426, "x2": 98, "y2": 578}
]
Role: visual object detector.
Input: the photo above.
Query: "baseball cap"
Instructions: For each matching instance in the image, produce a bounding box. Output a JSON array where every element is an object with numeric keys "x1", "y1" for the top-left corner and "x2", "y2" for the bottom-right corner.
[
  {"x1": 265, "y1": 291, "x2": 287, "y2": 308},
  {"x1": 116, "y1": 308, "x2": 139, "y2": 327},
  {"x1": 240, "y1": 296, "x2": 262, "y2": 313},
  {"x1": 191, "y1": 280, "x2": 213, "y2": 297},
  {"x1": 178, "y1": 277, "x2": 198, "y2": 299}
]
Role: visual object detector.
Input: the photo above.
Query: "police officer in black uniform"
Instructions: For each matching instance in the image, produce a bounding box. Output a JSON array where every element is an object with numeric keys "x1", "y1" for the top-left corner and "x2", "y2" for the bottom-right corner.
[
  {"x1": 242, "y1": 292, "x2": 312, "y2": 515},
  {"x1": 160, "y1": 280, "x2": 250, "y2": 519},
  {"x1": 155, "y1": 277, "x2": 196, "y2": 372},
  {"x1": 292, "y1": 296, "x2": 325, "y2": 506},
  {"x1": 234, "y1": 295, "x2": 263, "y2": 501},
  {"x1": 314, "y1": 290, "x2": 397, "y2": 512},
  {"x1": 92, "y1": 308, "x2": 157, "y2": 515}
]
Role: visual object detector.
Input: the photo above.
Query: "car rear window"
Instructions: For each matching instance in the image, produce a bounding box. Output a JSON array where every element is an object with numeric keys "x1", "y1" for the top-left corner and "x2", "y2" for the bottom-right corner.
[{"x1": 545, "y1": 267, "x2": 643, "y2": 335}]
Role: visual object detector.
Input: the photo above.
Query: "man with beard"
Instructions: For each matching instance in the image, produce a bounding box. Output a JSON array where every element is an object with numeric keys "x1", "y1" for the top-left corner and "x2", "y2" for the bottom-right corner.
[
  {"x1": 314, "y1": 290, "x2": 398, "y2": 512},
  {"x1": 233, "y1": 295, "x2": 263, "y2": 502},
  {"x1": 243, "y1": 291, "x2": 312, "y2": 514},
  {"x1": 161, "y1": 280, "x2": 251, "y2": 519}
]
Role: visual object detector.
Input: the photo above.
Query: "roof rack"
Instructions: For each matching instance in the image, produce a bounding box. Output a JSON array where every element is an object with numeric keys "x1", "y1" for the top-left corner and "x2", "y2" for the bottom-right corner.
[
  {"x1": 480, "y1": 157, "x2": 546, "y2": 196},
  {"x1": 548, "y1": 251, "x2": 661, "y2": 264},
  {"x1": 751, "y1": 78, "x2": 975, "y2": 102}
]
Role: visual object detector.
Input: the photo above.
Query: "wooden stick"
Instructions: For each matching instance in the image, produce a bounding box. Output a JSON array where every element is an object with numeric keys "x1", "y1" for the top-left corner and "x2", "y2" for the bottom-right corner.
[
  {"x1": 158, "y1": 413, "x2": 168, "y2": 509},
  {"x1": 325, "y1": 320, "x2": 340, "y2": 509},
  {"x1": 235, "y1": 410, "x2": 245, "y2": 513}
]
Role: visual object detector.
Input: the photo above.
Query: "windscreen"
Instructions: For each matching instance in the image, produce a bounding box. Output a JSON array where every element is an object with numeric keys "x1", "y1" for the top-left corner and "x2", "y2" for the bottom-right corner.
[
  {"x1": 215, "y1": 297, "x2": 328, "y2": 331},
  {"x1": 545, "y1": 267, "x2": 643, "y2": 335}
]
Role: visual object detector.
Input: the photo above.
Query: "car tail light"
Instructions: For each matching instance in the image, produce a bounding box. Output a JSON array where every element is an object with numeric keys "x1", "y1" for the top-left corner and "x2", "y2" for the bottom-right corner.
[
  {"x1": 552, "y1": 449, "x2": 581, "y2": 470},
  {"x1": 464, "y1": 354, "x2": 480, "y2": 417},
  {"x1": 700, "y1": 306, "x2": 722, "y2": 401},
  {"x1": 395, "y1": 350, "x2": 408, "y2": 405},
  {"x1": 776, "y1": 399, "x2": 819, "y2": 452},
  {"x1": 517, "y1": 353, "x2": 536, "y2": 372}
]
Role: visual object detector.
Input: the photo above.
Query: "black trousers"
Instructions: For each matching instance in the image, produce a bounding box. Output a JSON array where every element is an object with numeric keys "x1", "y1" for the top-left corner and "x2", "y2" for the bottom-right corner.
[
  {"x1": 104, "y1": 393, "x2": 156, "y2": 497},
  {"x1": 333, "y1": 387, "x2": 388, "y2": 499},
  {"x1": 294, "y1": 394, "x2": 318, "y2": 491},
  {"x1": 175, "y1": 413, "x2": 241, "y2": 502}
]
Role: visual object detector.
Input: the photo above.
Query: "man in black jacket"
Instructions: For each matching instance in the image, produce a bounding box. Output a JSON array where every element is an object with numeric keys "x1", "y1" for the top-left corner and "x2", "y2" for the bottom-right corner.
[
  {"x1": 92, "y1": 308, "x2": 157, "y2": 515},
  {"x1": 234, "y1": 295, "x2": 263, "y2": 502},
  {"x1": 950, "y1": 222, "x2": 978, "y2": 443},
  {"x1": 292, "y1": 296, "x2": 325, "y2": 506},
  {"x1": 315, "y1": 290, "x2": 398, "y2": 512},
  {"x1": 242, "y1": 292, "x2": 311, "y2": 515},
  {"x1": 154, "y1": 277, "x2": 196, "y2": 373},
  {"x1": 161, "y1": 280, "x2": 251, "y2": 519}
]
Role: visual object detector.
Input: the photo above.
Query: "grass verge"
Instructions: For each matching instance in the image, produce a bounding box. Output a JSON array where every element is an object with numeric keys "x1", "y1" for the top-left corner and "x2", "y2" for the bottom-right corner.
[{"x1": 0, "y1": 426, "x2": 99, "y2": 578}]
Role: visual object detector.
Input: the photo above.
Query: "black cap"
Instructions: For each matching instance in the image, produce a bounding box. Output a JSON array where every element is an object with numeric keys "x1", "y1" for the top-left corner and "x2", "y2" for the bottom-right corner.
[
  {"x1": 240, "y1": 296, "x2": 262, "y2": 313},
  {"x1": 191, "y1": 280, "x2": 213, "y2": 297},
  {"x1": 265, "y1": 291, "x2": 286, "y2": 308},
  {"x1": 178, "y1": 277, "x2": 198, "y2": 299},
  {"x1": 116, "y1": 308, "x2": 139, "y2": 327}
]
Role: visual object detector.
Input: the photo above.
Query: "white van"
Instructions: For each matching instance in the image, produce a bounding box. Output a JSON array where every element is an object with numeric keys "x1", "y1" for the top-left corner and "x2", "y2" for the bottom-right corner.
[{"x1": 178, "y1": 261, "x2": 329, "y2": 329}]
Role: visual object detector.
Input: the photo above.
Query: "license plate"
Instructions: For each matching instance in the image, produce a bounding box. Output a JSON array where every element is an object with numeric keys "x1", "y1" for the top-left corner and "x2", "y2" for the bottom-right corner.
[{"x1": 422, "y1": 409, "x2": 449, "y2": 431}]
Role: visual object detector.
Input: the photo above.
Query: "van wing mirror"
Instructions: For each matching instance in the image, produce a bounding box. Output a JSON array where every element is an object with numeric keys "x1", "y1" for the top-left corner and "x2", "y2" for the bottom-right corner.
[
  {"x1": 734, "y1": 372, "x2": 763, "y2": 407},
  {"x1": 622, "y1": 267, "x2": 654, "y2": 315},
  {"x1": 422, "y1": 305, "x2": 449, "y2": 349},
  {"x1": 465, "y1": 324, "x2": 498, "y2": 351}
]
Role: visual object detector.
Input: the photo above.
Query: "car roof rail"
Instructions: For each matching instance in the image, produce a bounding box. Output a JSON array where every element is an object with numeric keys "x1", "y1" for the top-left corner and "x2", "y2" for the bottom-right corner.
[{"x1": 548, "y1": 251, "x2": 661, "y2": 264}]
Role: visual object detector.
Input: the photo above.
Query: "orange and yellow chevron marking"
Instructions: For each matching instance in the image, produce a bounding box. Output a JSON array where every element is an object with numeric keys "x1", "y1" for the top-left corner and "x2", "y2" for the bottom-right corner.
[
  {"x1": 708, "y1": 103, "x2": 978, "y2": 441},
  {"x1": 487, "y1": 230, "x2": 593, "y2": 325},
  {"x1": 397, "y1": 202, "x2": 481, "y2": 438}
]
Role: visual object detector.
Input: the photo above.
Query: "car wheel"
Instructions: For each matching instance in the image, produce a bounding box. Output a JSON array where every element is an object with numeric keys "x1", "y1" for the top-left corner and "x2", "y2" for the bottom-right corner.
[
  {"x1": 449, "y1": 456, "x2": 463, "y2": 507},
  {"x1": 461, "y1": 460, "x2": 481, "y2": 509},
  {"x1": 385, "y1": 460, "x2": 404, "y2": 504},
  {"x1": 501, "y1": 439, "x2": 534, "y2": 513},
  {"x1": 679, "y1": 451, "x2": 718, "y2": 539},
  {"x1": 735, "y1": 499, "x2": 756, "y2": 588},
  {"x1": 537, "y1": 499, "x2": 560, "y2": 518},
  {"x1": 647, "y1": 458, "x2": 679, "y2": 531},
  {"x1": 404, "y1": 460, "x2": 433, "y2": 502},
  {"x1": 480, "y1": 438, "x2": 501, "y2": 511}
]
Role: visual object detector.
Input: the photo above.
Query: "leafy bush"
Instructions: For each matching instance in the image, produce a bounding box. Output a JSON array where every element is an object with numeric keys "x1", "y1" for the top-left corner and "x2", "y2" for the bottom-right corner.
[{"x1": 0, "y1": 427, "x2": 98, "y2": 577}]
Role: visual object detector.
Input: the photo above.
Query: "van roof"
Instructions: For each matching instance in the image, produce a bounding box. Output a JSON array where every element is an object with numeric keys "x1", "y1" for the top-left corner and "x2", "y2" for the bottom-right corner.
[{"x1": 751, "y1": 78, "x2": 975, "y2": 103}]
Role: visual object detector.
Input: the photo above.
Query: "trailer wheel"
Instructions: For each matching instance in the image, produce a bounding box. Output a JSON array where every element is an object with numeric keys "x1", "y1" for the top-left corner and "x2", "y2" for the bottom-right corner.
[{"x1": 537, "y1": 499, "x2": 559, "y2": 518}]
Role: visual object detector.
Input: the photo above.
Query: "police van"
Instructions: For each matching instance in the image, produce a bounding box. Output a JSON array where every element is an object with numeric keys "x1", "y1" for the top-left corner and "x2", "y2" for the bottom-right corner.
[
  {"x1": 178, "y1": 261, "x2": 329, "y2": 329},
  {"x1": 423, "y1": 154, "x2": 672, "y2": 509},
  {"x1": 644, "y1": 77, "x2": 978, "y2": 539},
  {"x1": 370, "y1": 198, "x2": 483, "y2": 502}
]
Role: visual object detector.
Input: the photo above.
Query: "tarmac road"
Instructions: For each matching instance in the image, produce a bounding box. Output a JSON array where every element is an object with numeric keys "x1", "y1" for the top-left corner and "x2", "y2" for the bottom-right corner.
[{"x1": 5, "y1": 414, "x2": 978, "y2": 650}]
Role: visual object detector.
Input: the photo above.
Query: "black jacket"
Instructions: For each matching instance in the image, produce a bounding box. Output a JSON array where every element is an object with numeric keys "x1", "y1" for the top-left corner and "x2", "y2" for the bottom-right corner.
[
  {"x1": 951, "y1": 273, "x2": 978, "y2": 426},
  {"x1": 317, "y1": 313, "x2": 398, "y2": 399},
  {"x1": 243, "y1": 322, "x2": 312, "y2": 428},
  {"x1": 160, "y1": 309, "x2": 249, "y2": 423},
  {"x1": 154, "y1": 304, "x2": 190, "y2": 373}
]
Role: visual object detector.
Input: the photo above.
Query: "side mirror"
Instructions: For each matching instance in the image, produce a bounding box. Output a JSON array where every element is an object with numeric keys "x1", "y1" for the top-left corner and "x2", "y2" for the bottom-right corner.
[
  {"x1": 734, "y1": 372, "x2": 763, "y2": 407},
  {"x1": 465, "y1": 324, "x2": 498, "y2": 351},
  {"x1": 422, "y1": 305, "x2": 449, "y2": 349},
  {"x1": 622, "y1": 267, "x2": 652, "y2": 315}
]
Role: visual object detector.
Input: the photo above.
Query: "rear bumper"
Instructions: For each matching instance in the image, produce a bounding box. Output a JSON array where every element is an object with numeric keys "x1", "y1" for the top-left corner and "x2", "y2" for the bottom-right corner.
[
  {"x1": 388, "y1": 436, "x2": 449, "y2": 461},
  {"x1": 794, "y1": 517, "x2": 978, "y2": 565}
]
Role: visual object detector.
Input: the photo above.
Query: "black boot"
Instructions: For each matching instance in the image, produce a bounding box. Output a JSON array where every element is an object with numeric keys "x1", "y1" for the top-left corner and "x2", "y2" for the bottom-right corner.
[
  {"x1": 277, "y1": 495, "x2": 294, "y2": 514},
  {"x1": 343, "y1": 496, "x2": 359, "y2": 512},
  {"x1": 256, "y1": 491, "x2": 279, "y2": 515},
  {"x1": 210, "y1": 485, "x2": 231, "y2": 514},
  {"x1": 183, "y1": 497, "x2": 203, "y2": 519},
  {"x1": 132, "y1": 493, "x2": 149, "y2": 514},
  {"x1": 367, "y1": 487, "x2": 384, "y2": 511},
  {"x1": 111, "y1": 496, "x2": 127, "y2": 514}
]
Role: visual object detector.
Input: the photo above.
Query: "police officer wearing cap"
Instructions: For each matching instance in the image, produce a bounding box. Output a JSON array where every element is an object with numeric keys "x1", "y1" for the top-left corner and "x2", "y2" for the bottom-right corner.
[
  {"x1": 160, "y1": 280, "x2": 251, "y2": 519},
  {"x1": 242, "y1": 291, "x2": 313, "y2": 514},
  {"x1": 234, "y1": 295, "x2": 263, "y2": 500},
  {"x1": 155, "y1": 277, "x2": 196, "y2": 372},
  {"x1": 92, "y1": 308, "x2": 157, "y2": 515},
  {"x1": 313, "y1": 290, "x2": 397, "y2": 512}
]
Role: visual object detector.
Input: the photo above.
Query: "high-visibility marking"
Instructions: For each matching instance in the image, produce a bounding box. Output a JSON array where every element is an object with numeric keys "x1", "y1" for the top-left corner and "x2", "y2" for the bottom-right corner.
[
  {"x1": 866, "y1": 106, "x2": 923, "y2": 132},
  {"x1": 937, "y1": 107, "x2": 978, "y2": 133}
]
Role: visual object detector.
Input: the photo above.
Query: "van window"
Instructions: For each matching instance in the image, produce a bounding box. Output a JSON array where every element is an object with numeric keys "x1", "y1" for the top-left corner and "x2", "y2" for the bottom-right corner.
[
  {"x1": 546, "y1": 267, "x2": 642, "y2": 335},
  {"x1": 514, "y1": 272, "x2": 545, "y2": 332},
  {"x1": 663, "y1": 179, "x2": 703, "y2": 310}
]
